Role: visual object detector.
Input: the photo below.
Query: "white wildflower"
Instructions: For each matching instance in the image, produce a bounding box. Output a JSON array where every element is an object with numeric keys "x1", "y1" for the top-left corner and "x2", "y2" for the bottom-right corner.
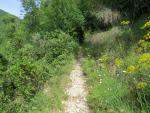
[{"x1": 123, "y1": 70, "x2": 126, "y2": 73}]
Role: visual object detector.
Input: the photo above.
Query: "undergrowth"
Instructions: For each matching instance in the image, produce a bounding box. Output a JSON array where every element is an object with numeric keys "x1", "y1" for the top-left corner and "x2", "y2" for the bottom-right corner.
[
  {"x1": 25, "y1": 58, "x2": 74, "y2": 113},
  {"x1": 82, "y1": 16, "x2": 150, "y2": 113},
  {"x1": 82, "y1": 58, "x2": 133, "y2": 113}
]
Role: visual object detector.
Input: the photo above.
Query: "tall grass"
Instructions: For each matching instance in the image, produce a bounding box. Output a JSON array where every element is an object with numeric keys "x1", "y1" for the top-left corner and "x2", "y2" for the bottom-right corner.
[
  {"x1": 81, "y1": 58, "x2": 133, "y2": 113},
  {"x1": 83, "y1": 27, "x2": 124, "y2": 57},
  {"x1": 23, "y1": 56, "x2": 75, "y2": 113},
  {"x1": 82, "y1": 16, "x2": 150, "y2": 113}
]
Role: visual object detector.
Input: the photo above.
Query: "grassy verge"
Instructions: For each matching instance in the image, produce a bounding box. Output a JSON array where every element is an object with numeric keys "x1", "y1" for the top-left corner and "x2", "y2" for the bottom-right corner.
[
  {"x1": 24, "y1": 56, "x2": 74, "y2": 113},
  {"x1": 81, "y1": 15, "x2": 150, "y2": 113},
  {"x1": 81, "y1": 58, "x2": 133, "y2": 113}
]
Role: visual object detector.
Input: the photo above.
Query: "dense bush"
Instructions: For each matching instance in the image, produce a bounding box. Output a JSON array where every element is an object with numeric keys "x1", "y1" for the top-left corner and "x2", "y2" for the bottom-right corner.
[
  {"x1": 0, "y1": 28, "x2": 78, "y2": 113},
  {"x1": 31, "y1": 30, "x2": 78, "y2": 61},
  {"x1": 1, "y1": 0, "x2": 81, "y2": 112}
]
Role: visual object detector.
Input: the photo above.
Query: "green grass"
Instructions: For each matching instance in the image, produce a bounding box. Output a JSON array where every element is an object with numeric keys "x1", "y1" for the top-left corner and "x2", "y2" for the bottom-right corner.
[
  {"x1": 26, "y1": 75, "x2": 69, "y2": 113},
  {"x1": 83, "y1": 27, "x2": 125, "y2": 57},
  {"x1": 22, "y1": 56, "x2": 75, "y2": 113},
  {"x1": 81, "y1": 58, "x2": 134, "y2": 113},
  {"x1": 81, "y1": 13, "x2": 150, "y2": 113}
]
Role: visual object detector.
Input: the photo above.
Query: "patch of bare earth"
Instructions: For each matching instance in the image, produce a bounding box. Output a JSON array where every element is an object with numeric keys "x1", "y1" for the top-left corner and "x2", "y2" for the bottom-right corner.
[{"x1": 62, "y1": 62, "x2": 89, "y2": 113}]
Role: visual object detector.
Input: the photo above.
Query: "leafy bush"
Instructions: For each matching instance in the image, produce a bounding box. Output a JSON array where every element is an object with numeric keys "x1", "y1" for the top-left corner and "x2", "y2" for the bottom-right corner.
[
  {"x1": 40, "y1": 0, "x2": 85, "y2": 32},
  {"x1": 31, "y1": 30, "x2": 78, "y2": 62},
  {"x1": 0, "y1": 28, "x2": 78, "y2": 113}
]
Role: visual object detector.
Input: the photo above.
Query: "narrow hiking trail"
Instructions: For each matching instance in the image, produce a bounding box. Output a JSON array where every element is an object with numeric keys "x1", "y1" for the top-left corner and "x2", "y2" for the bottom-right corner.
[{"x1": 63, "y1": 61, "x2": 90, "y2": 113}]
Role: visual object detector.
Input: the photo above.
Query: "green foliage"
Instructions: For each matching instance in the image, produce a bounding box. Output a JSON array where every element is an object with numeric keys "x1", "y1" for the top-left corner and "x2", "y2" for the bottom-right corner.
[
  {"x1": 1, "y1": 0, "x2": 150, "y2": 112},
  {"x1": 79, "y1": 0, "x2": 150, "y2": 31},
  {"x1": 82, "y1": 16, "x2": 150, "y2": 112},
  {"x1": 79, "y1": 0, "x2": 121, "y2": 30},
  {"x1": 0, "y1": 13, "x2": 18, "y2": 43},
  {"x1": 0, "y1": 7, "x2": 78, "y2": 113},
  {"x1": 83, "y1": 27, "x2": 125, "y2": 57},
  {"x1": 41, "y1": 0, "x2": 85, "y2": 31},
  {"x1": 26, "y1": 59, "x2": 74, "y2": 113},
  {"x1": 0, "y1": 22, "x2": 77, "y2": 113},
  {"x1": 31, "y1": 30, "x2": 78, "y2": 62},
  {"x1": 81, "y1": 58, "x2": 133, "y2": 113},
  {"x1": 0, "y1": 9, "x2": 8, "y2": 17},
  {"x1": 20, "y1": 0, "x2": 40, "y2": 12},
  {"x1": 86, "y1": 0, "x2": 150, "y2": 19}
]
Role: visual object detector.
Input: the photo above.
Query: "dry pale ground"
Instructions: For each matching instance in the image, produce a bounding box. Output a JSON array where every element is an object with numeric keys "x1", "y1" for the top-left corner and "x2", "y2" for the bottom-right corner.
[{"x1": 62, "y1": 61, "x2": 90, "y2": 113}]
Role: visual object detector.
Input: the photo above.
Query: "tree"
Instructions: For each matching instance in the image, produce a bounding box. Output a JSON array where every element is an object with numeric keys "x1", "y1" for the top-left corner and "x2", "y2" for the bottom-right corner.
[
  {"x1": 20, "y1": 0, "x2": 41, "y2": 32},
  {"x1": 41, "y1": 0, "x2": 85, "y2": 32}
]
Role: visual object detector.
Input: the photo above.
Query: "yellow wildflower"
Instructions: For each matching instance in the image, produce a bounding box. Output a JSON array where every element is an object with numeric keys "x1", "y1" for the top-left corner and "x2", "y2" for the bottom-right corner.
[
  {"x1": 127, "y1": 65, "x2": 136, "y2": 73},
  {"x1": 144, "y1": 32, "x2": 150, "y2": 40},
  {"x1": 138, "y1": 53, "x2": 150, "y2": 63},
  {"x1": 121, "y1": 20, "x2": 130, "y2": 25},
  {"x1": 143, "y1": 20, "x2": 150, "y2": 29},
  {"x1": 138, "y1": 53, "x2": 150, "y2": 70},
  {"x1": 115, "y1": 58, "x2": 123, "y2": 66},
  {"x1": 136, "y1": 81, "x2": 147, "y2": 90}
]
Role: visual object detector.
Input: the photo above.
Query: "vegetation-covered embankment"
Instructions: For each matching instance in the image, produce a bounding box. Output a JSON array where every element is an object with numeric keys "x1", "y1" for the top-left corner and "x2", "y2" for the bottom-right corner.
[{"x1": 0, "y1": 0, "x2": 150, "y2": 113}]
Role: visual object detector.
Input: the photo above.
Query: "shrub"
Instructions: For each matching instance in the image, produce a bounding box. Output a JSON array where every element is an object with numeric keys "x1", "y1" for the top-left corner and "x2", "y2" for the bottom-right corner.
[
  {"x1": 0, "y1": 28, "x2": 78, "y2": 113},
  {"x1": 32, "y1": 30, "x2": 78, "y2": 63},
  {"x1": 41, "y1": 0, "x2": 85, "y2": 32}
]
